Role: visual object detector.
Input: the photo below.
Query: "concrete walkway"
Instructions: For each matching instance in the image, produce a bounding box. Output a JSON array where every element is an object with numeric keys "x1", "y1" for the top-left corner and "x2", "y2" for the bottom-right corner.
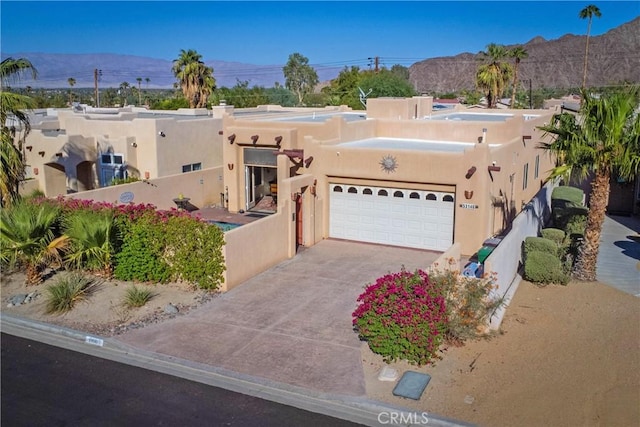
[
  {"x1": 596, "y1": 215, "x2": 640, "y2": 297},
  {"x1": 116, "y1": 240, "x2": 438, "y2": 397}
]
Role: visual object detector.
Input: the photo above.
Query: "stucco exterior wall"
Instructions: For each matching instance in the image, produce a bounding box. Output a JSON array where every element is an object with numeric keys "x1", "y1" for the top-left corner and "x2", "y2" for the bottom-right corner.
[
  {"x1": 222, "y1": 211, "x2": 290, "y2": 291},
  {"x1": 65, "y1": 167, "x2": 224, "y2": 210}
]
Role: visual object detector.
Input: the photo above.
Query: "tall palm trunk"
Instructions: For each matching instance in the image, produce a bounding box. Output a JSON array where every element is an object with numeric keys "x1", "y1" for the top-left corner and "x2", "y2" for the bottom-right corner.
[
  {"x1": 510, "y1": 61, "x2": 520, "y2": 108},
  {"x1": 573, "y1": 170, "x2": 610, "y2": 281},
  {"x1": 582, "y1": 19, "x2": 593, "y2": 89}
]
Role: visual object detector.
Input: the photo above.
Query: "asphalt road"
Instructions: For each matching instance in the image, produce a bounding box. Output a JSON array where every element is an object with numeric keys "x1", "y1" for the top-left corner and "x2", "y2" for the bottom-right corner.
[{"x1": 1, "y1": 333, "x2": 363, "y2": 427}]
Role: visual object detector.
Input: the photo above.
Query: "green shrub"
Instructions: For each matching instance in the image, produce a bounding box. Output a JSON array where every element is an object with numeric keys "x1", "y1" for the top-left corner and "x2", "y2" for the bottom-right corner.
[
  {"x1": 565, "y1": 211, "x2": 587, "y2": 237},
  {"x1": 551, "y1": 186, "x2": 584, "y2": 205},
  {"x1": 164, "y1": 216, "x2": 226, "y2": 290},
  {"x1": 113, "y1": 212, "x2": 171, "y2": 283},
  {"x1": 123, "y1": 285, "x2": 154, "y2": 308},
  {"x1": 524, "y1": 251, "x2": 569, "y2": 285},
  {"x1": 541, "y1": 228, "x2": 565, "y2": 246},
  {"x1": 45, "y1": 272, "x2": 97, "y2": 314},
  {"x1": 523, "y1": 236, "x2": 559, "y2": 258}
]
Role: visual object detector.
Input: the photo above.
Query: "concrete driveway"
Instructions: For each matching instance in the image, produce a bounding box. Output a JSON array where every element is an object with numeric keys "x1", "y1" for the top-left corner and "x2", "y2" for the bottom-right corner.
[{"x1": 116, "y1": 240, "x2": 439, "y2": 397}]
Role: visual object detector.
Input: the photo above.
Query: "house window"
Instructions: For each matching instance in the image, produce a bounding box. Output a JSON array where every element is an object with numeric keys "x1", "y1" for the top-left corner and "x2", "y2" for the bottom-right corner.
[
  {"x1": 101, "y1": 154, "x2": 123, "y2": 165},
  {"x1": 333, "y1": 186, "x2": 343, "y2": 192},
  {"x1": 443, "y1": 194, "x2": 454, "y2": 202},
  {"x1": 409, "y1": 192, "x2": 420, "y2": 199},
  {"x1": 393, "y1": 191, "x2": 404, "y2": 198},
  {"x1": 348, "y1": 187, "x2": 358, "y2": 194},
  {"x1": 534, "y1": 155, "x2": 540, "y2": 179},
  {"x1": 182, "y1": 162, "x2": 202, "y2": 173},
  {"x1": 363, "y1": 188, "x2": 373, "y2": 195},
  {"x1": 523, "y1": 163, "x2": 529, "y2": 190},
  {"x1": 378, "y1": 189, "x2": 388, "y2": 196},
  {"x1": 426, "y1": 193, "x2": 437, "y2": 200}
]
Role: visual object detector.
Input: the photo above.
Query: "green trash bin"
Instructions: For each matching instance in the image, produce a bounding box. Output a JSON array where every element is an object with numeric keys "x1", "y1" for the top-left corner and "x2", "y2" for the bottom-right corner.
[{"x1": 477, "y1": 246, "x2": 494, "y2": 264}]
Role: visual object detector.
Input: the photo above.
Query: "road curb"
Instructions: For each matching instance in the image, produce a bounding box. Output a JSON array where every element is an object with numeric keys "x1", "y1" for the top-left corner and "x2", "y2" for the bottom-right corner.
[{"x1": 1, "y1": 312, "x2": 473, "y2": 427}]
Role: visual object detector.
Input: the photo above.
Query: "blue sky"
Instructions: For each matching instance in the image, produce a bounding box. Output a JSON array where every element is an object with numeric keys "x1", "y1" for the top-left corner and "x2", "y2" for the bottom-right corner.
[{"x1": 2, "y1": 1, "x2": 638, "y2": 68}]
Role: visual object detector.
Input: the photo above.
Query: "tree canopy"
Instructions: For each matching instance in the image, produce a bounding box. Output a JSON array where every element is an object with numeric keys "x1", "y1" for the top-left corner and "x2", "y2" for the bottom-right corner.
[
  {"x1": 172, "y1": 49, "x2": 216, "y2": 108},
  {"x1": 1, "y1": 57, "x2": 38, "y2": 207},
  {"x1": 538, "y1": 87, "x2": 640, "y2": 280},
  {"x1": 283, "y1": 53, "x2": 319, "y2": 106}
]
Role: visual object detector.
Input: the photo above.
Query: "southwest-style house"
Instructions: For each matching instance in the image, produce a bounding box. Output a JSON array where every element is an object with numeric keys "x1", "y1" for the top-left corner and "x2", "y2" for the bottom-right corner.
[{"x1": 23, "y1": 96, "x2": 624, "y2": 321}]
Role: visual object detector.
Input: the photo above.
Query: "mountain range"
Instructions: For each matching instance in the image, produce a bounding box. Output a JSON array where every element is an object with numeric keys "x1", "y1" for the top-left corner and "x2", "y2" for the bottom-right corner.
[
  {"x1": 3, "y1": 17, "x2": 639, "y2": 91},
  {"x1": 409, "y1": 16, "x2": 640, "y2": 93}
]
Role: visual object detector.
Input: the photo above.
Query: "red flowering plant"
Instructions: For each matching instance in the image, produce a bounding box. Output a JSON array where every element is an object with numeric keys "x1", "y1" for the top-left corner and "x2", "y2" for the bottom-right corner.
[{"x1": 352, "y1": 268, "x2": 448, "y2": 366}]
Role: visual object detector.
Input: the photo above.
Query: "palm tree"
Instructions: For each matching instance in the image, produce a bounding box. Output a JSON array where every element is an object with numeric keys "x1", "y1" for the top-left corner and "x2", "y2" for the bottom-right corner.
[
  {"x1": 476, "y1": 44, "x2": 512, "y2": 108},
  {"x1": 508, "y1": 47, "x2": 528, "y2": 108},
  {"x1": 0, "y1": 200, "x2": 68, "y2": 284},
  {"x1": 538, "y1": 88, "x2": 640, "y2": 281},
  {"x1": 136, "y1": 77, "x2": 142, "y2": 105},
  {"x1": 62, "y1": 209, "x2": 115, "y2": 277},
  {"x1": 172, "y1": 49, "x2": 216, "y2": 108},
  {"x1": 119, "y1": 81, "x2": 130, "y2": 106},
  {"x1": 67, "y1": 77, "x2": 76, "y2": 105},
  {"x1": 1, "y1": 57, "x2": 37, "y2": 207},
  {"x1": 579, "y1": 5, "x2": 602, "y2": 89}
]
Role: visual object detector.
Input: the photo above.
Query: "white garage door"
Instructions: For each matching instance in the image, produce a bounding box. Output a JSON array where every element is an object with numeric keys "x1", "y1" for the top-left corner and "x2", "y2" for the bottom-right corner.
[{"x1": 329, "y1": 184, "x2": 454, "y2": 251}]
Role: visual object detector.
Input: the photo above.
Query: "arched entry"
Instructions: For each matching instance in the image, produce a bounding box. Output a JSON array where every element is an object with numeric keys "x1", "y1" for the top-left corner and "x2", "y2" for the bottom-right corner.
[
  {"x1": 76, "y1": 161, "x2": 95, "y2": 192},
  {"x1": 43, "y1": 162, "x2": 66, "y2": 197}
]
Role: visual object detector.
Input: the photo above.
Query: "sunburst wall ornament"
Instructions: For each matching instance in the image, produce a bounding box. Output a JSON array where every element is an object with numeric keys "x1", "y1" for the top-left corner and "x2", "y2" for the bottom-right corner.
[{"x1": 379, "y1": 154, "x2": 398, "y2": 173}]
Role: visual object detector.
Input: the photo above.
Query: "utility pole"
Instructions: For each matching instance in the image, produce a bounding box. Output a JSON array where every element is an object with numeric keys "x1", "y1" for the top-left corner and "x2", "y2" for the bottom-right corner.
[{"x1": 367, "y1": 56, "x2": 380, "y2": 73}]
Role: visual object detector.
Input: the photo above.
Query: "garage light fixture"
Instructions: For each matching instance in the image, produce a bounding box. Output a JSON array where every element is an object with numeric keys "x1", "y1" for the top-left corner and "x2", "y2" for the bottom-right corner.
[
  {"x1": 251, "y1": 135, "x2": 259, "y2": 144},
  {"x1": 228, "y1": 133, "x2": 236, "y2": 144}
]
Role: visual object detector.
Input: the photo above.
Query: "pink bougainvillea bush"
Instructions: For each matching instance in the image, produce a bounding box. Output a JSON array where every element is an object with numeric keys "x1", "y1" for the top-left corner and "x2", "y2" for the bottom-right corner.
[
  {"x1": 352, "y1": 268, "x2": 448, "y2": 366},
  {"x1": 353, "y1": 265, "x2": 501, "y2": 366}
]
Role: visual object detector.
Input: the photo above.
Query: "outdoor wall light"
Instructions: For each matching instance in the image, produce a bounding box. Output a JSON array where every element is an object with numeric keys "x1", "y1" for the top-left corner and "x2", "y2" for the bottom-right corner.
[
  {"x1": 275, "y1": 135, "x2": 282, "y2": 147},
  {"x1": 227, "y1": 163, "x2": 234, "y2": 170},
  {"x1": 465, "y1": 166, "x2": 477, "y2": 179},
  {"x1": 251, "y1": 135, "x2": 259, "y2": 144},
  {"x1": 464, "y1": 190, "x2": 474, "y2": 200},
  {"x1": 131, "y1": 142, "x2": 138, "y2": 148},
  {"x1": 55, "y1": 152, "x2": 63, "y2": 157},
  {"x1": 26, "y1": 145, "x2": 33, "y2": 151},
  {"x1": 227, "y1": 133, "x2": 236, "y2": 144},
  {"x1": 158, "y1": 131, "x2": 166, "y2": 137},
  {"x1": 304, "y1": 156, "x2": 314, "y2": 168},
  {"x1": 38, "y1": 151, "x2": 45, "y2": 157}
]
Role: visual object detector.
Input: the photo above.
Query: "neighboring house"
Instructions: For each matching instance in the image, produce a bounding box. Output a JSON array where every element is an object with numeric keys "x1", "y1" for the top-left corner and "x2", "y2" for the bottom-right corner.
[{"x1": 19, "y1": 106, "x2": 224, "y2": 208}]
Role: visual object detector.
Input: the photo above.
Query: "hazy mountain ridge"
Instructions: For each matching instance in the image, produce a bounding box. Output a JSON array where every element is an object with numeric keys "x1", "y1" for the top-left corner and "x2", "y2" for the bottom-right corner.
[
  {"x1": 0, "y1": 52, "x2": 342, "y2": 89},
  {"x1": 409, "y1": 17, "x2": 640, "y2": 93},
  {"x1": 3, "y1": 17, "x2": 638, "y2": 91}
]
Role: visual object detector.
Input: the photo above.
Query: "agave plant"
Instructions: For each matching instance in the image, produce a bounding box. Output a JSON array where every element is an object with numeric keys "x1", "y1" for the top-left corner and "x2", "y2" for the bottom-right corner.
[
  {"x1": 62, "y1": 209, "x2": 115, "y2": 277},
  {"x1": 0, "y1": 199, "x2": 67, "y2": 284}
]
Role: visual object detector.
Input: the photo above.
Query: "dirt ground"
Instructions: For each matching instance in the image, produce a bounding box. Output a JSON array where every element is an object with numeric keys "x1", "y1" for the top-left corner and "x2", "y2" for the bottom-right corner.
[
  {"x1": 1, "y1": 269, "x2": 214, "y2": 336},
  {"x1": 2, "y1": 270, "x2": 639, "y2": 427},
  {"x1": 362, "y1": 280, "x2": 640, "y2": 427}
]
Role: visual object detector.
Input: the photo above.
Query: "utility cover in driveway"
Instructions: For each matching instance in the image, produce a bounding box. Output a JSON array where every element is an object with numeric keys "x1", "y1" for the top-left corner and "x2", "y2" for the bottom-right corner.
[{"x1": 329, "y1": 183, "x2": 454, "y2": 251}]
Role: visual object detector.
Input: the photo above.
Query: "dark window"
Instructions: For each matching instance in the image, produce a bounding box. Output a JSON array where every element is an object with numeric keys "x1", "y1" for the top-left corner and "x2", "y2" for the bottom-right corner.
[
  {"x1": 333, "y1": 186, "x2": 343, "y2": 192},
  {"x1": 409, "y1": 192, "x2": 420, "y2": 199},
  {"x1": 443, "y1": 195, "x2": 454, "y2": 202},
  {"x1": 378, "y1": 189, "x2": 388, "y2": 196},
  {"x1": 393, "y1": 191, "x2": 404, "y2": 198},
  {"x1": 363, "y1": 188, "x2": 373, "y2": 195},
  {"x1": 348, "y1": 187, "x2": 358, "y2": 194},
  {"x1": 426, "y1": 193, "x2": 437, "y2": 200}
]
